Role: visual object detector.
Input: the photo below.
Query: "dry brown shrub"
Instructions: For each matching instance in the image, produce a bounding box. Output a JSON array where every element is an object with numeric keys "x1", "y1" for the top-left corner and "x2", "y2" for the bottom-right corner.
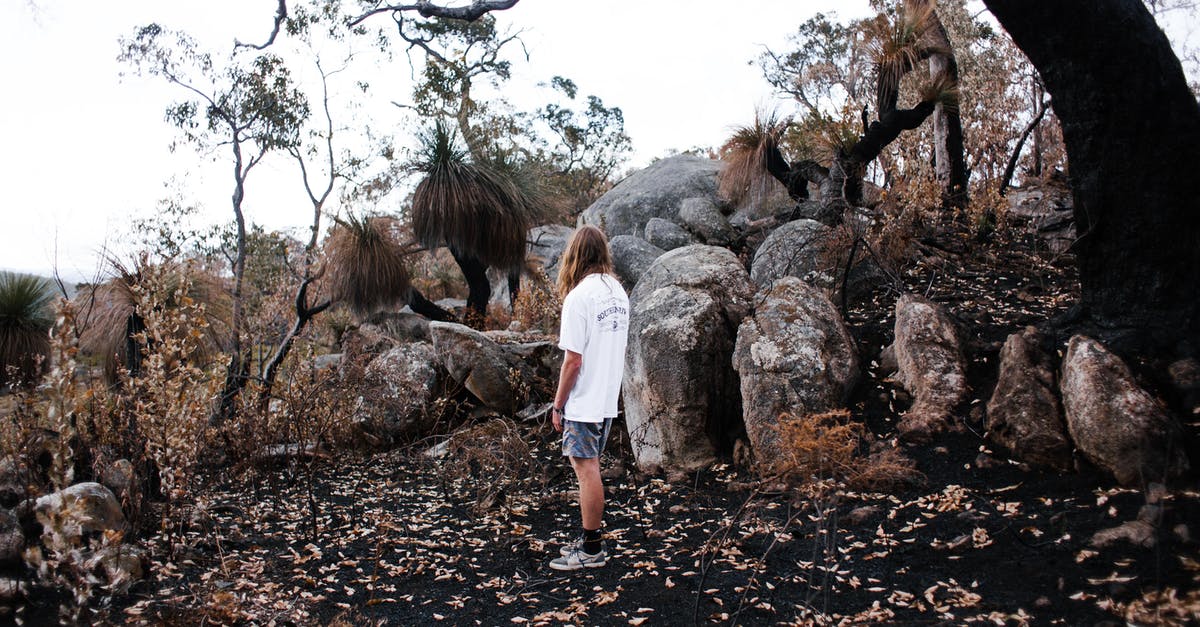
[
  {"x1": 763, "y1": 410, "x2": 922, "y2": 493},
  {"x1": 441, "y1": 418, "x2": 544, "y2": 511},
  {"x1": 511, "y1": 265, "x2": 561, "y2": 333}
]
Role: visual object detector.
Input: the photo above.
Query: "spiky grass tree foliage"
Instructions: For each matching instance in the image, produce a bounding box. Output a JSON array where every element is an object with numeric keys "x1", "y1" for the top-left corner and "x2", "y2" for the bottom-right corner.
[
  {"x1": 718, "y1": 111, "x2": 788, "y2": 208},
  {"x1": 76, "y1": 259, "x2": 230, "y2": 383},
  {"x1": 0, "y1": 272, "x2": 55, "y2": 387},
  {"x1": 410, "y1": 120, "x2": 534, "y2": 272},
  {"x1": 324, "y1": 214, "x2": 413, "y2": 318},
  {"x1": 865, "y1": 0, "x2": 944, "y2": 115}
]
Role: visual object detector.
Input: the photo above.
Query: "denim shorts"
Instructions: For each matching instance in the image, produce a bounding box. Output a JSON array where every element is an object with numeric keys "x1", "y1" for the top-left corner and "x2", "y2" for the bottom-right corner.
[{"x1": 562, "y1": 418, "x2": 613, "y2": 459}]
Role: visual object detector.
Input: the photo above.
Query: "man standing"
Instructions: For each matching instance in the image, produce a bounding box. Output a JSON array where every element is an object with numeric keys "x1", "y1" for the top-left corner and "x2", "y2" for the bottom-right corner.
[{"x1": 549, "y1": 225, "x2": 629, "y2": 571}]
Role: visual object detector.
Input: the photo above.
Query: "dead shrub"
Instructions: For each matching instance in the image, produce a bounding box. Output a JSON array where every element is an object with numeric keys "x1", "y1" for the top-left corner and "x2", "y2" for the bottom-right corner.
[
  {"x1": 762, "y1": 410, "x2": 922, "y2": 493},
  {"x1": 441, "y1": 418, "x2": 544, "y2": 511}
]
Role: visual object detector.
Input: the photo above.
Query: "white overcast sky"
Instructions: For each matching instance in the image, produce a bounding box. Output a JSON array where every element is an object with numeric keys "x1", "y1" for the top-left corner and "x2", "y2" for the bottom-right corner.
[{"x1": 0, "y1": 1, "x2": 1193, "y2": 283}]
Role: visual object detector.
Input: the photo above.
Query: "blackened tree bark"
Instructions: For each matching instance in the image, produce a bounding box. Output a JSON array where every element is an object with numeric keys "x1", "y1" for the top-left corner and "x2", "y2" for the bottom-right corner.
[
  {"x1": 923, "y1": 8, "x2": 970, "y2": 209},
  {"x1": 984, "y1": 0, "x2": 1200, "y2": 352}
]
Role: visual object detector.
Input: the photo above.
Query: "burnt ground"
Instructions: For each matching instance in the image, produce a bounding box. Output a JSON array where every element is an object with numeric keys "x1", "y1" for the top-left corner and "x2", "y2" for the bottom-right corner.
[{"x1": 7, "y1": 229, "x2": 1200, "y2": 626}]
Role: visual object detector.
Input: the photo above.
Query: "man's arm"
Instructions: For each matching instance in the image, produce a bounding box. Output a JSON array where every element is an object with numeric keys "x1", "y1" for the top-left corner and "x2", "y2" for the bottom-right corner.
[{"x1": 552, "y1": 350, "x2": 582, "y2": 432}]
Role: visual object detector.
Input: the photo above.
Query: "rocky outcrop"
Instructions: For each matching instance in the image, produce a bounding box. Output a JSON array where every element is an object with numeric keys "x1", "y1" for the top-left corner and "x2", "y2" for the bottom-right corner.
[
  {"x1": 431, "y1": 322, "x2": 523, "y2": 412},
  {"x1": 34, "y1": 482, "x2": 126, "y2": 544},
  {"x1": 1006, "y1": 181, "x2": 1075, "y2": 254},
  {"x1": 610, "y1": 235, "x2": 664, "y2": 288},
  {"x1": 580, "y1": 155, "x2": 721, "y2": 238},
  {"x1": 365, "y1": 311, "x2": 432, "y2": 343},
  {"x1": 0, "y1": 509, "x2": 21, "y2": 565},
  {"x1": 355, "y1": 342, "x2": 440, "y2": 444},
  {"x1": 986, "y1": 327, "x2": 1072, "y2": 470},
  {"x1": 750, "y1": 219, "x2": 836, "y2": 288},
  {"x1": 678, "y1": 197, "x2": 737, "y2": 245},
  {"x1": 97, "y1": 458, "x2": 135, "y2": 501},
  {"x1": 1061, "y1": 336, "x2": 1190, "y2": 486},
  {"x1": 644, "y1": 217, "x2": 697, "y2": 251},
  {"x1": 528, "y1": 224, "x2": 575, "y2": 283},
  {"x1": 885, "y1": 294, "x2": 967, "y2": 440},
  {"x1": 733, "y1": 278, "x2": 859, "y2": 462},
  {"x1": 623, "y1": 245, "x2": 756, "y2": 471}
]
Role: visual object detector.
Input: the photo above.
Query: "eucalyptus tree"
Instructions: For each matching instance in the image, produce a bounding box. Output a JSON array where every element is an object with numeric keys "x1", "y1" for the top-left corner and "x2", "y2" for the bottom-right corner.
[{"x1": 983, "y1": 0, "x2": 1200, "y2": 352}]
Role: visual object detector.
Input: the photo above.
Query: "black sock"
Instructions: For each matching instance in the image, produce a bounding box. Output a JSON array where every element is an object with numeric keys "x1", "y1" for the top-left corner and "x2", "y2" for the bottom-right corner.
[{"x1": 583, "y1": 528, "x2": 603, "y2": 554}]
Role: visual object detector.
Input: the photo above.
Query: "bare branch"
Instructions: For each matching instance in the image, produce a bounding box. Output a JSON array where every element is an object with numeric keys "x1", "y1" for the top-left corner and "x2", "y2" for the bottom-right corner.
[
  {"x1": 235, "y1": 0, "x2": 288, "y2": 51},
  {"x1": 349, "y1": 0, "x2": 519, "y2": 27}
]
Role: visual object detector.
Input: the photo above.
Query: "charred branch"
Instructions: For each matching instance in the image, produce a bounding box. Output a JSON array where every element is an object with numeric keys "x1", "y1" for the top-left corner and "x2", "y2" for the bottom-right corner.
[{"x1": 349, "y1": 0, "x2": 519, "y2": 27}]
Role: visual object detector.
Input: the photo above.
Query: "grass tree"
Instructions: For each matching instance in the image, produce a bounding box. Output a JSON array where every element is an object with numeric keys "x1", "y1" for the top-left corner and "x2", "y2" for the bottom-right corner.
[
  {"x1": 76, "y1": 259, "x2": 230, "y2": 384},
  {"x1": 410, "y1": 120, "x2": 537, "y2": 323},
  {"x1": 0, "y1": 272, "x2": 55, "y2": 388},
  {"x1": 742, "y1": 0, "x2": 961, "y2": 221}
]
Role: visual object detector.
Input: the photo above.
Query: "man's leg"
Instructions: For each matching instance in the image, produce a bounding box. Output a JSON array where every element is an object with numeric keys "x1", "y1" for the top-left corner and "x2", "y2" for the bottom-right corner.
[{"x1": 570, "y1": 455, "x2": 604, "y2": 531}]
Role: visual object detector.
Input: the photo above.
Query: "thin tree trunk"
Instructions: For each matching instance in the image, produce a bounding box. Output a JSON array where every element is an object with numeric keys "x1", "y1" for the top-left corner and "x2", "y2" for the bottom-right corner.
[
  {"x1": 985, "y1": 0, "x2": 1200, "y2": 351},
  {"x1": 999, "y1": 99, "x2": 1049, "y2": 196},
  {"x1": 924, "y1": 6, "x2": 970, "y2": 209}
]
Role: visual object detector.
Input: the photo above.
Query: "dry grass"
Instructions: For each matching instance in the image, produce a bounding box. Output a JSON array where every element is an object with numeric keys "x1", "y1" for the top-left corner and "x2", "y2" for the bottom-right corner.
[
  {"x1": 718, "y1": 110, "x2": 787, "y2": 208},
  {"x1": 442, "y1": 418, "x2": 544, "y2": 511},
  {"x1": 324, "y1": 214, "x2": 413, "y2": 318},
  {"x1": 410, "y1": 120, "x2": 535, "y2": 272},
  {"x1": 762, "y1": 410, "x2": 922, "y2": 493}
]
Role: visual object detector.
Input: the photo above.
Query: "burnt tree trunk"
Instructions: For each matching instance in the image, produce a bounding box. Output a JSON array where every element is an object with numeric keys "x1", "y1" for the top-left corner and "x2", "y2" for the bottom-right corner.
[
  {"x1": 985, "y1": 0, "x2": 1200, "y2": 353},
  {"x1": 925, "y1": 11, "x2": 970, "y2": 209},
  {"x1": 451, "y1": 247, "x2": 491, "y2": 326}
]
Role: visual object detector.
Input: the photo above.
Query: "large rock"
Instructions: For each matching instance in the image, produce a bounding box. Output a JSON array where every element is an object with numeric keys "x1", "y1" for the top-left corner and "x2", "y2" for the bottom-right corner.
[
  {"x1": 488, "y1": 224, "x2": 575, "y2": 308},
  {"x1": 0, "y1": 509, "x2": 21, "y2": 566},
  {"x1": 365, "y1": 311, "x2": 432, "y2": 343},
  {"x1": 985, "y1": 327, "x2": 1072, "y2": 470},
  {"x1": 1006, "y1": 180, "x2": 1075, "y2": 254},
  {"x1": 528, "y1": 224, "x2": 575, "y2": 283},
  {"x1": 644, "y1": 217, "x2": 697, "y2": 251},
  {"x1": 750, "y1": 219, "x2": 836, "y2": 288},
  {"x1": 678, "y1": 197, "x2": 737, "y2": 245},
  {"x1": 733, "y1": 278, "x2": 859, "y2": 462},
  {"x1": 355, "y1": 342, "x2": 440, "y2": 443},
  {"x1": 610, "y1": 235, "x2": 664, "y2": 288},
  {"x1": 885, "y1": 294, "x2": 967, "y2": 440},
  {"x1": 431, "y1": 322, "x2": 529, "y2": 412},
  {"x1": 580, "y1": 155, "x2": 722, "y2": 238},
  {"x1": 623, "y1": 245, "x2": 756, "y2": 471},
  {"x1": 34, "y1": 482, "x2": 126, "y2": 544},
  {"x1": 1061, "y1": 336, "x2": 1190, "y2": 486}
]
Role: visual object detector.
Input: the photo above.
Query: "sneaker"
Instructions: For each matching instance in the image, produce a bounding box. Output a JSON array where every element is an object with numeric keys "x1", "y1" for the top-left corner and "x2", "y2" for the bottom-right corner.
[
  {"x1": 549, "y1": 548, "x2": 608, "y2": 571},
  {"x1": 559, "y1": 535, "x2": 583, "y2": 557}
]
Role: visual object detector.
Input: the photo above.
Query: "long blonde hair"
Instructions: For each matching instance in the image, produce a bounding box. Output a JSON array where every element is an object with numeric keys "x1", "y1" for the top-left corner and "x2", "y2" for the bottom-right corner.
[{"x1": 557, "y1": 225, "x2": 614, "y2": 299}]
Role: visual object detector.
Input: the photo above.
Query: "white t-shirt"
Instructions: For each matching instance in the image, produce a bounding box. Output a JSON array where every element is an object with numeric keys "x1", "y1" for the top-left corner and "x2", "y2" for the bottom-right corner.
[{"x1": 558, "y1": 273, "x2": 630, "y2": 422}]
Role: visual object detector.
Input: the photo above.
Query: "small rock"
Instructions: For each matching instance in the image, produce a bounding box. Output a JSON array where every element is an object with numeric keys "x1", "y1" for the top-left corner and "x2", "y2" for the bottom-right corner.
[
  {"x1": 974, "y1": 452, "x2": 1001, "y2": 469},
  {"x1": 845, "y1": 506, "x2": 880, "y2": 526},
  {"x1": 1137, "y1": 504, "x2": 1163, "y2": 524},
  {"x1": 87, "y1": 543, "x2": 147, "y2": 592},
  {"x1": 422, "y1": 440, "x2": 450, "y2": 460},
  {"x1": 666, "y1": 470, "x2": 689, "y2": 484},
  {"x1": 34, "y1": 482, "x2": 126, "y2": 544},
  {"x1": 668, "y1": 504, "x2": 688, "y2": 515},
  {"x1": 1090, "y1": 520, "x2": 1157, "y2": 548},
  {"x1": 98, "y1": 458, "x2": 135, "y2": 500},
  {"x1": 600, "y1": 464, "x2": 625, "y2": 480},
  {"x1": 1034, "y1": 596, "x2": 1052, "y2": 608},
  {"x1": 1173, "y1": 524, "x2": 1191, "y2": 543}
]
